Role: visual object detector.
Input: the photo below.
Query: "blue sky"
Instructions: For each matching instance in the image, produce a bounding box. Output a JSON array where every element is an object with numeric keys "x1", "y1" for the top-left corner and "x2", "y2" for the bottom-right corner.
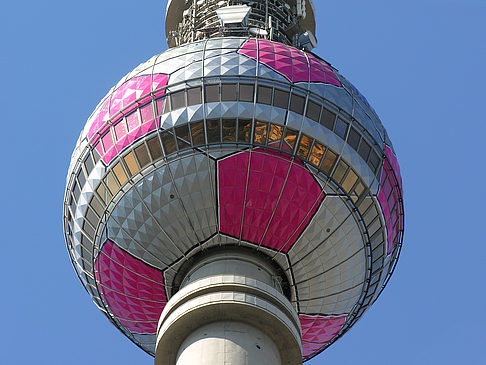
[{"x1": 1, "y1": 0, "x2": 485, "y2": 364}]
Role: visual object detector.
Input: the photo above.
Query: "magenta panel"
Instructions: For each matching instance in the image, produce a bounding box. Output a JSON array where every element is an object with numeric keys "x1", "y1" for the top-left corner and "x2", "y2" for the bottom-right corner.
[
  {"x1": 218, "y1": 148, "x2": 324, "y2": 252},
  {"x1": 300, "y1": 314, "x2": 347, "y2": 359},
  {"x1": 88, "y1": 73, "x2": 168, "y2": 141},
  {"x1": 94, "y1": 240, "x2": 166, "y2": 334},
  {"x1": 378, "y1": 145, "x2": 404, "y2": 254},
  {"x1": 239, "y1": 39, "x2": 341, "y2": 86}
]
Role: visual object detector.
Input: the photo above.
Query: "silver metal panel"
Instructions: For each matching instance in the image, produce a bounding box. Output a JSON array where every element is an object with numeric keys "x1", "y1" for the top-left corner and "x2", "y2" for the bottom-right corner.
[
  {"x1": 286, "y1": 111, "x2": 303, "y2": 130},
  {"x1": 270, "y1": 106, "x2": 287, "y2": 125},
  {"x1": 205, "y1": 102, "x2": 223, "y2": 119},
  {"x1": 221, "y1": 102, "x2": 240, "y2": 119},
  {"x1": 254, "y1": 104, "x2": 273, "y2": 122},
  {"x1": 236, "y1": 102, "x2": 255, "y2": 119},
  {"x1": 185, "y1": 104, "x2": 205, "y2": 123},
  {"x1": 288, "y1": 197, "x2": 365, "y2": 314}
]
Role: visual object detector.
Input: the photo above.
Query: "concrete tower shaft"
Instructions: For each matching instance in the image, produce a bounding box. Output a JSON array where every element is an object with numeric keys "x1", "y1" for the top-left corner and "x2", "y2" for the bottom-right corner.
[
  {"x1": 165, "y1": 0, "x2": 317, "y2": 49},
  {"x1": 155, "y1": 249, "x2": 302, "y2": 365}
]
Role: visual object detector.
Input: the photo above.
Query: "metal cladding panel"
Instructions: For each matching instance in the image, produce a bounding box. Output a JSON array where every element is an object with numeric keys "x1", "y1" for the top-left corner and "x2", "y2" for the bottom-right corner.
[
  {"x1": 218, "y1": 148, "x2": 324, "y2": 252},
  {"x1": 64, "y1": 37, "x2": 404, "y2": 361},
  {"x1": 107, "y1": 157, "x2": 217, "y2": 269},
  {"x1": 289, "y1": 198, "x2": 366, "y2": 314},
  {"x1": 300, "y1": 315, "x2": 346, "y2": 359},
  {"x1": 95, "y1": 240, "x2": 166, "y2": 334}
]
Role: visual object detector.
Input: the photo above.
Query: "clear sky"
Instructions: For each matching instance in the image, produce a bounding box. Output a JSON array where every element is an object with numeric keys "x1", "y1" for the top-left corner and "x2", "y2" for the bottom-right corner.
[{"x1": 1, "y1": 0, "x2": 485, "y2": 364}]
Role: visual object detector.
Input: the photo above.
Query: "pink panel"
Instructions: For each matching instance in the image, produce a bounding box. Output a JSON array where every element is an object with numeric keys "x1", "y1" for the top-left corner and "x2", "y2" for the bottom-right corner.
[
  {"x1": 384, "y1": 145, "x2": 403, "y2": 194},
  {"x1": 140, "y1": 103, "x2": 154, "y2": 123},
  {"x1": 87, "y1": 74, "x2": 168, "y2": 141},
  {"x1": 378, "y1": 145, "x2": 404, "y2": 254},
  {"x1": 218, "y1": 148, "x2": 324, "y2": 252},
  {"x1": 300, "y1": 314, "x2": 347, "y2": 359},
  {"x1": 126, "y1": 111, "x2": 140, "y2": 132},
  {"x1": 95, "y1": 240, "x2": 166, "y2": 334},
  {"x1": 87, "y1": 74, "x2": 169, "y2": 165},
  {"x1": 239, "y1": 39, "x2": 341, "y2": 87}
]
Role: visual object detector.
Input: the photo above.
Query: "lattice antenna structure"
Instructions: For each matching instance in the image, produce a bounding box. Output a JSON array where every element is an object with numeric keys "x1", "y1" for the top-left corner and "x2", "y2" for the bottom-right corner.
[
  {"x1": 63, "y1": 1, "x2": 404, "y2": 364},
  {"x1": 165, "y1": 0, "x2": 317, "y2": 49}
]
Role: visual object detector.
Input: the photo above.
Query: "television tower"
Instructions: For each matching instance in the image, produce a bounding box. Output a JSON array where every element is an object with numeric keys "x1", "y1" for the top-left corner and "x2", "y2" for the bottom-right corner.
[{"x1": 63, "y1": 1, "x2": 404, "y2": 364}]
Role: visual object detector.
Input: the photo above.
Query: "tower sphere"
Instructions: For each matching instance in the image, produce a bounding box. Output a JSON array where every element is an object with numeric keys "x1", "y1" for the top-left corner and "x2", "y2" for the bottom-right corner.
[{"x1": 64, "y1": 2, "x2": 404, "y2": 363}]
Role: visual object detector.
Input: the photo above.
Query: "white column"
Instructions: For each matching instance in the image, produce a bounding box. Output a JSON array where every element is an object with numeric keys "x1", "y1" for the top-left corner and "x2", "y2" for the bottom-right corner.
[{"x1": 155, "y1": 249, "x2": 302, "y2": 365}]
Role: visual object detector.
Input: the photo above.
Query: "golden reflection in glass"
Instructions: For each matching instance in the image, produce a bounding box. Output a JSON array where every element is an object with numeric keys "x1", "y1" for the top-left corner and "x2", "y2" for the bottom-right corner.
[
  {"x1": 161, "y1": 131, "x2": 176, "y2": 154},
  {"x1": 123, "y1": 152, "x2": 139, "y2": 176},
  {"x1": 207, "y1": 119, "x2": 220, "y2": 143},
  {"x1": 309, "y1": 142, "x2": 325, "y2": 166},
  {"x1": 283, "y1": 128, "x2": 298, "y2": 150},
  {"x1": 113, "y1": 162, "x2": 128, "y2": 186},
  {"x1": 147, "y1": 136, "x2": 163, "y2": 160},
  {"x1": 190, "y1": 121, "x2": 205, "y2": 146},
  {"x1": 332, "y1": 160, "x2": 349, "y2": 184},
  {"x1": 237, "y1": 119, "x2": 251, "y2": 142},
  {"x1": 297, "y1": 135, "x2": 312, "y2": 160},
  {"x1": 268, "y1": 124, "x2": 283, "y2": 144},
  {"x1": 105, "y1": 171, "x2": 119, "y2": 196},
  {"x1": 321, "y1": 150, "x2": 337, "y2": 174},
  {"x1": 222, "y1": 119, "x2": 237, "y2": 142},
  {"x1": 253, "y1": 121, "x2": 268, "y2": 144},
  {"x1": 135, "y1": 144, "x2": 151, "y2": 168},
  {"x1": 96, "y1": 183, "x2": 107, "y2": 204},
  {"x1": 342, "y1": 169, "x2": 358, "y2": 193}
]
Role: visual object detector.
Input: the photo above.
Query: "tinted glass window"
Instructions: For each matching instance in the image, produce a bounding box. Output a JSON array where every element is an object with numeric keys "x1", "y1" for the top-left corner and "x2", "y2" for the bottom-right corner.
[
  {"x1": 205, "y1": 84, "x2": 220, "y2": 103},
  {"x1": 175, "y1": 124, "x2": 191, "y2": 150},
  {"x1": 207, "y1": 119, "x2": 220, "y2": 143},
  {"x1": 112, "y1": 162, "x2": 128, "y2": 185},
  {"x1": 369, "y1": 150, "x2": 380, "y2": 173},
  {"x1": 134, "y1": 144, "x2": 151, "y2": 168},
  {"x1": 239, "y1": 84, "x2": 254, "y2": 102},
  {"x1": 274, "y1": 89, "x2": 289, "y2": 109},
  {"x1": 147, "y1": 136, "x2": 163, "y2": 160},
  {"x1": 237, "y1": 119, "x2": 251, "y2": 142},
  {"x1": 161, "y1": 131, "x2": 177, "y2": 154},
  {"x1": 321, "y1": 150, "x2": 337, "y2": 174},
  {"x1": 290, "y1": 94, "x2": 305, "y2": 114},
  {"x1": 123, "y1": 152, "x2": 139, "y2": 176},
  {"x1": 283, "y1": 128, "x2": 298, "y2": 150},
  {"x1": 297, "y1": 135, "x2": 312, "y2": 160},
  {"x1": 320, "y1": 108, "x2": 335, "y2": 130},
  {"x1": 90, "y1": 195, "x2": 105, "y2": 218},
  {"x1": 348, "y1": 127, "x2": 361, "y2": 150},
  {"x1": 254, "y1": 121, "x2": 268, "y2": 144},
  {"x1": 358, "y1": 140, "x2": 371, "y2": 161},
  {"x1": 268, "y1": 124, "x2": 283, "y2": 144},
  {"x1": 187, "y1": 87, "x2": 202, "y2": 106},
  {"x1": 309, "y1": 142, "x2": 325, "y2": 166},
  {"x1": 190, "y1": 121, "x2": 205, "y2": 145},
  {"x1": 342, "y1": 169, "x2": 358, "y2": 193},
  {"x1": 222, "y1": 119, "x2": 237, "y2": 141},
  {"x1": 84, "y1": 155, "x2": 94, "y2": 175},
  {"x1": 222, "y1": 84, "x2": 237, "y2": 101},
  {"x1": 257, "y1": 86, "x2": 272, "y2": 105},
  {"x1": 332, "y1": 159, "x2": 349, "y2": 183},
  {"x1": 171, "y1": 90, "x2": 185, "y2": 110},
  {"x1": 105, "y1": 171, "x2": 119, "y2": 195},
  {"x1": 306, "y1": 100, "x2": 321, "y2": 121},
  {"x1": 77, "y1": 168, "x2": 86, "y2": 188},
  {"x1": 334, "y1": 118, "x2": 348, "y2": 139}
]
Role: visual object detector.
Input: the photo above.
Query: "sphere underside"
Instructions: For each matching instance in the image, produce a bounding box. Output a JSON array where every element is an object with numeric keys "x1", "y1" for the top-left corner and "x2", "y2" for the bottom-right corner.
[{"x1": 64, "y1": 37, "x2": 404, "y2": 361}]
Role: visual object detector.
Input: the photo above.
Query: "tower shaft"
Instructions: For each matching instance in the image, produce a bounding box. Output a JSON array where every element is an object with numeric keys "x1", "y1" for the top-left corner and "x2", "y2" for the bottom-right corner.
[{"x1": 155, "y1": 249, "x2": 302, "y2": 365}]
